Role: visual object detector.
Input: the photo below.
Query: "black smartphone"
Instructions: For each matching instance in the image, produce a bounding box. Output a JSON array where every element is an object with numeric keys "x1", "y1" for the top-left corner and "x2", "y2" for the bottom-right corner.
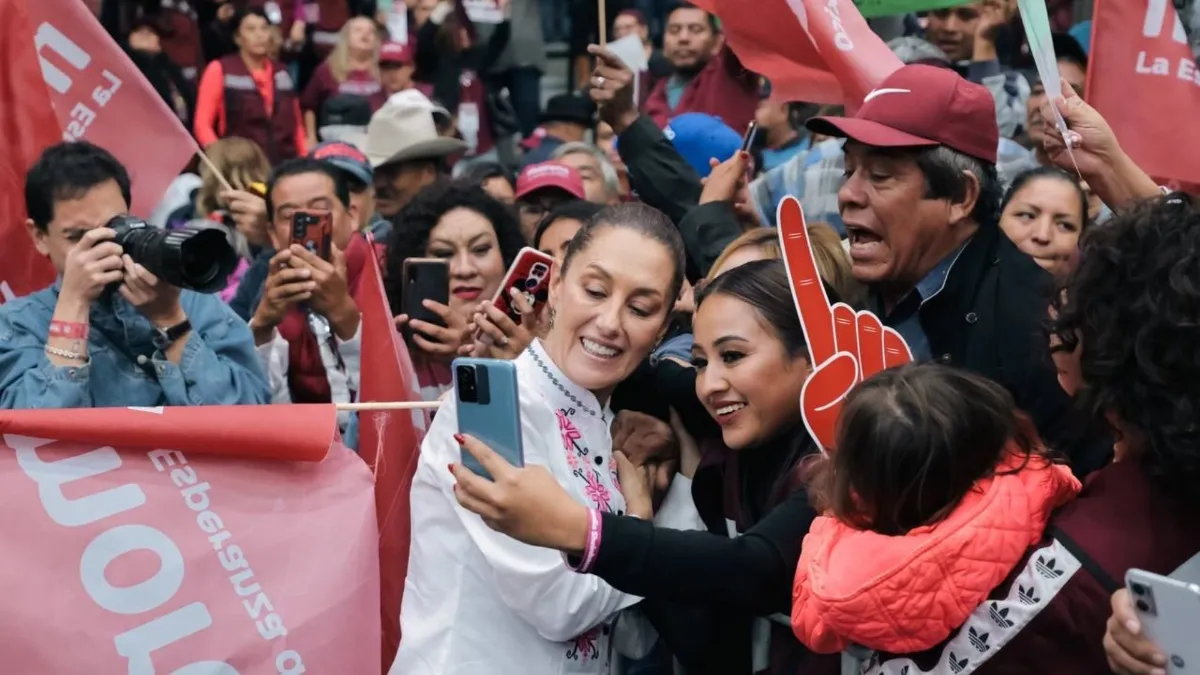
[
  {"x1": 401, "y1": 258, "x2": 450, "y2": 329},
  {"x1": 740, "y1": 121, "x2": 760, "y2": 180}
]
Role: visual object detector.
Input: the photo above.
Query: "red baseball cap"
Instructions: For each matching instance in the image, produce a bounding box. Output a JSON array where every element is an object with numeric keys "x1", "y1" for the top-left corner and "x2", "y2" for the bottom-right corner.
[
  {"x1": 379, "y1": 42, "x2": 413, "y2": 66},
  {"x1": 515, "y1": 162, "x2": 586, "y2": 200},
  {"x1": 806, "y1": 64, "x2": 999, "y2": 164}
]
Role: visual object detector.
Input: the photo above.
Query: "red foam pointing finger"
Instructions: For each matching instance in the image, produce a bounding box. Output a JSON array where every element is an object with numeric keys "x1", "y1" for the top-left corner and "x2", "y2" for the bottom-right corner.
[
  {"x1": 882, "y1": 327, "x2": 914, "y2": 368},
  {"x1": 777, "y1": 198, "x2": 836, "y2": 365},
  {"x1": 856, "y1": 310, "x2": 885, "y2": 381}
]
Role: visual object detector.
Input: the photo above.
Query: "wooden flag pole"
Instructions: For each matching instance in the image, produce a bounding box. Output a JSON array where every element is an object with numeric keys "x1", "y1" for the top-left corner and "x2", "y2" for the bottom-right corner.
[
  {"x1": 196, "y1": 149, "x2": 235, "y2": 193},
  {"x1": 598, "y1": 0, "x2": 607, "y2": 45},
  {"x1": 335, "y1": 400, "x2": 443, "y2": 411}
]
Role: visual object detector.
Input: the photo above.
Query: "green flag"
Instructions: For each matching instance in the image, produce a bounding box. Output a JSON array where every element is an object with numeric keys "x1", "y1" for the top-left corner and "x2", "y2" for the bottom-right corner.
[{"x1": 853, "y1": 0, "x2": 972, "y2": 18}]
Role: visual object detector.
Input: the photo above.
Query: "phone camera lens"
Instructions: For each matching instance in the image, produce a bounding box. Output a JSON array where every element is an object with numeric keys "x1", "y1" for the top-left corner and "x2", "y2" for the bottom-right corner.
[
  {"x1": 1135, "y1": 599, "x2": 1151, "y2": 613},
  {"x1": 1131, "y1": 583, "x2": 1148, "y2": 596},
  {"x1": 456, "y1": 365, "x2": 478, "y2": 403}
]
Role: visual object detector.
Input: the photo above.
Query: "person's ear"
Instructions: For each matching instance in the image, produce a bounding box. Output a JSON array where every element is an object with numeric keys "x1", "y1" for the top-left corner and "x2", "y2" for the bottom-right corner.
[
  {"x1": 548, "y1": 260, "x2": 563, "y2": 310},
  {"x1": 948, "y1": 170, "x2": 982, "y2": 226},
  {"x1": 26, "y1": 218, "x2": 50, "y2": 257},
  {"x1": 711, "y1": 32, "x2": 726, "y2": 56}
]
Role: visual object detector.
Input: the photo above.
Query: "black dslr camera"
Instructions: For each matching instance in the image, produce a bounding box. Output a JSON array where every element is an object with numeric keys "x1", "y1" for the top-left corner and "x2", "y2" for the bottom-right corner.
[{"x1": 106, "y1": 215, "x2": 239, "y2": 294}]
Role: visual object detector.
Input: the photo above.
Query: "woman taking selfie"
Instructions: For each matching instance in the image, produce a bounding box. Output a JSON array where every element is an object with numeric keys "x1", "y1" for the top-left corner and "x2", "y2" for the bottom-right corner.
[
  {"x1": 451, "y1": 260, "x2": 840, "y2": 674},
  {"x1": 393, "y1": 203, "x2": 687, "y2": 675},
  {"x1": 385, "y1": 182, "x2": 524, "y2": 399}
]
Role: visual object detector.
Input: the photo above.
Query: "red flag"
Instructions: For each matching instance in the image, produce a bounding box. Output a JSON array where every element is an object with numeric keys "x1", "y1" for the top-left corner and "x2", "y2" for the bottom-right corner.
[
  {"x1": 0, "y1": 404, "x2": 339, "y2": 462},
  {"x1": 0, "y1": 0, "x2": 198, "y2": 304},
  {"x1": 0, "y1": 0, "x2": 61, "y2": 302},
  {"x1": 693, "y1": 0, "x2": 902, "y2": 107},
  {"x1": 353, "y1": 235, "x2": 429, "y2": 665},
  {"x1": 1088, "y1": 0, "x2": 1200, "y2": 185}
]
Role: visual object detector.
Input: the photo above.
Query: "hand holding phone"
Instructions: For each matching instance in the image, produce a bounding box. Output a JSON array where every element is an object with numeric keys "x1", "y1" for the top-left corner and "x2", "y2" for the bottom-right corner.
[
  {"x1": 1124, "y1": 569, "x2": 1200, "y2": 673},
  {"x1": 493, "y1": 247, "x2": 554, "y2": 324},
  {"x1": 454, "y1": 358, "x2": 523, "y2": 480},
  {"x1": 402, "y1": 258, "x2": 451, "y2": 328}
]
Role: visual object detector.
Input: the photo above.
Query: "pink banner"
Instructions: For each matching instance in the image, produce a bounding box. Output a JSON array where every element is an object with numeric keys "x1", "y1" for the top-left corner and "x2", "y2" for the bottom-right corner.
[{"x1": 0, "y1": 407, "x2": 382, "y2": 673}]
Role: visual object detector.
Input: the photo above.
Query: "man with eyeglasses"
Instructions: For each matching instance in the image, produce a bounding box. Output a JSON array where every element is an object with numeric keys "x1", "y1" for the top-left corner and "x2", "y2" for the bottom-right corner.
[{"x1": 513, "y1": 162, "x2": 586, "y2": 242}]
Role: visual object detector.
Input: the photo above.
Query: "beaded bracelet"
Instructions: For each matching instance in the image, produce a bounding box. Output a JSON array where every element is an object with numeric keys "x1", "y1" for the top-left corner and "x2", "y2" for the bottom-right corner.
[{"x1": 45, "y1": 345, "x2": 87, "y2": 362}]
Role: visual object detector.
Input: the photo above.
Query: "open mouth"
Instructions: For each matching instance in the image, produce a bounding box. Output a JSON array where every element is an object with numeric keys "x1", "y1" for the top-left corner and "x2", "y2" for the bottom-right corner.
[
  {"x1": 711, "y1": 401, "x2": 747, "y2": 426},
  {"x1": 580, "y1": 337, "x2": 622, "y2": 360},
  {"x1": 453, "y1": 287, "x2": 482, "y2": 300},
  {"x1": 846, "y1": 225, "x2": 884, "y2": 258}
]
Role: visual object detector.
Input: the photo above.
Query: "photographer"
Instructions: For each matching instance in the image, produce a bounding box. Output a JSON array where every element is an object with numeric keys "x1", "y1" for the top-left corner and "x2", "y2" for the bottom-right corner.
[
  {"x1": 0, "y1": 142, "x2": 269, "y2": 409},
  {"x1": 249, "y1": 158, "x2": 366, "y2": 426}
]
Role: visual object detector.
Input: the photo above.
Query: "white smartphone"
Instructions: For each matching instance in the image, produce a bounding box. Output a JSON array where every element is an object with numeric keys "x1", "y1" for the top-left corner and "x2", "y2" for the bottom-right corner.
[{"x1": 1127, "y1": 568, "x2": 1200, "y2": 673}]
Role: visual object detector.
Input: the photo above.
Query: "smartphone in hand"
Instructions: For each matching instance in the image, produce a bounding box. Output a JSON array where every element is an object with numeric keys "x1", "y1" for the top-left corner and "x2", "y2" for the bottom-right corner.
[
  {"x1": 290, "y1": 210, "x2": 333, "y2": 260},
  {"x1": 402, "y1": 258, "x2": 450, "y2": 328},
  {"x1": 454, "y1": 357, "x2": 523, "y2": 481},
  {"x1": 492, "y1": 247, "x2": 554, "y2": 324},
  {"x1": 1126, "y1": 568, "x2": 1200, "y2": 673}
]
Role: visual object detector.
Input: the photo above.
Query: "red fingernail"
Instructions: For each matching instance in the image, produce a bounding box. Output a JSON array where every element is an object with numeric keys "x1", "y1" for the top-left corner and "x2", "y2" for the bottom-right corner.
[
  {"x1": 453, "y1": 433, "x2": 465, "y2": 445},
  {"x1": 447, "y1": 463, "x2": 455, "y2": 474}
]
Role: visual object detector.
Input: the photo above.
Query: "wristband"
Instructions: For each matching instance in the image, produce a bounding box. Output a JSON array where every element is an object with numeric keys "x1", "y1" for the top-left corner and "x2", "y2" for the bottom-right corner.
[
  {"x1": 49, "y1": 320, "x2": 89, "y2": 341},
  {"x1": 566, "y1": 508, "x2": 603, "y2": 574}
]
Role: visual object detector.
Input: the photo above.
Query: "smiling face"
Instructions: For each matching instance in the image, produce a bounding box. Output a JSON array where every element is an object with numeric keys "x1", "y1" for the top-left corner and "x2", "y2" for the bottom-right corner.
[
  {"x1": 424, "y1": 207, "x2": 507, "y2": 320},
  {"x1": 691, "y1": 293, "x2": 809, "y2": 449},
  {"x1": 1000, "y1": 175, "x2": 1084, "y2": 276},
  {"x1": 543, "y1": 226, "x2": 675, "y2": 401},
  {"x1": 839, "y1": 142, "x2": 974, "y2": 298}
]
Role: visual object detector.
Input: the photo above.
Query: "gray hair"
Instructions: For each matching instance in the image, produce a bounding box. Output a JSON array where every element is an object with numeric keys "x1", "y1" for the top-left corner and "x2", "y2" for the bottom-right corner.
[
  {"x1": 552, "y1": 142, "x2": 621, "y2": 203},
  {"x1": 913, "y1": 145, "x2": 1003, "y2": 227}
]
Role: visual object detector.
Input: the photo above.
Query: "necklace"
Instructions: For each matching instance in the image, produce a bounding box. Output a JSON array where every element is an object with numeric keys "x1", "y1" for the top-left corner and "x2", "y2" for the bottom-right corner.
[{"x1": 527, "y1": 346, "x2": 606, "y2": 422}]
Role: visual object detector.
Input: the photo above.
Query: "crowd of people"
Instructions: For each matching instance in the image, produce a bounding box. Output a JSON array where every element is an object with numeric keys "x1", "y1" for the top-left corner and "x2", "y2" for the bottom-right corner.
[{"x1": 3, "y1": 0, "x2": 1199, "y2": 674}]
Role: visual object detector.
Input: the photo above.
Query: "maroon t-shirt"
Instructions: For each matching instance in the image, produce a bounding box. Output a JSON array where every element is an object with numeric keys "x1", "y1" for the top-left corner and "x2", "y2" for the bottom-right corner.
[{"x1": 299, "y1": 62, "x2": 386, "y2": 115}]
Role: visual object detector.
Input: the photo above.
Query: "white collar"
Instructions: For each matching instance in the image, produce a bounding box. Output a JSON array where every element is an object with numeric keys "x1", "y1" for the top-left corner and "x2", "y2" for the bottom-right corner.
[{"x1": 524, "y1": 339, "x2": 609, "y2": 423}]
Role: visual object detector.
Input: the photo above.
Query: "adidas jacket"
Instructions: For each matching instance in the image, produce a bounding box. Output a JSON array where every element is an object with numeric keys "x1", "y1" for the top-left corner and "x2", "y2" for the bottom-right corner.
[{"x1": 851, "y1": 458, "x2": 1200, "y2": 675}]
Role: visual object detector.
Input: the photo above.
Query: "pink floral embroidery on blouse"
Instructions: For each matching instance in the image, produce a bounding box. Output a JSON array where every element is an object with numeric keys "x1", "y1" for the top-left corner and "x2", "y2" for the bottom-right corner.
[
  {"x1": 567, "y1": 627, "x2": 599, "y2": 661},
  {"x1": 583, "y1": 470, "x2": 612, "y2": 512},
  {"x1": 556, "y1": 409, "x2": 583, "y2": 469}
]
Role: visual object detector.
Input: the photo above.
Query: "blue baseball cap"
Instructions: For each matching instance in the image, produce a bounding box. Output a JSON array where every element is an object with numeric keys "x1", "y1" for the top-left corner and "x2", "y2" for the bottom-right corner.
[{"x1": 663, "y1": 113, "x2": 742, "y2": 179}]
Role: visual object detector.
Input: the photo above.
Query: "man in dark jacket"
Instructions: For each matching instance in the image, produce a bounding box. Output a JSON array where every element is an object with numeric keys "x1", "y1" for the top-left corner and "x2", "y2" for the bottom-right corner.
[{"x1": 804, "y1": 64, "x2": 1105, "y2": 475}]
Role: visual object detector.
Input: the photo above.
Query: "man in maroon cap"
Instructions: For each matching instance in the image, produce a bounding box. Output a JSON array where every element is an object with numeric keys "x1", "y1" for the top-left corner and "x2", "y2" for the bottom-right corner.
[
  {"x1": 808, "y1": 64, "x2": 1105, "y2": 475},
  {"x1": 513, "y1": 162, "x2": 586, "y2": 242},
  {"x1": 379, "y1": 41, "x2": 416, "y2": 97}
]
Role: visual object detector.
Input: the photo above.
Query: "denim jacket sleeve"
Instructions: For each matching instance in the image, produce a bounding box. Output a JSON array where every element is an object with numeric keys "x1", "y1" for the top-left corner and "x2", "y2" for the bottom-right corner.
[
  {"x1": 0, "y1": 294, "x2": 94, "y2": 410},
  {"x1": 150, "y1": 292, "x2": 270, "y2": 405}
]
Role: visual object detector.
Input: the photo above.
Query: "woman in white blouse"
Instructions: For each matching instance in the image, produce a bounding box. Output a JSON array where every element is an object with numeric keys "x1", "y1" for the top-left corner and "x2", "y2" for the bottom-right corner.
[{"x1": 391, "y1": 203, "x2": 687, "y2": 675}]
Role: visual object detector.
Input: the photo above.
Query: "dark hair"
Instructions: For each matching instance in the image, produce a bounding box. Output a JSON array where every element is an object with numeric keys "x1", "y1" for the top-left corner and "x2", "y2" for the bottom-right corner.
[
  {"x1": 1052, "y1": 32, "x2": 1088, "y2": 70},
  {"x1": 459, "y1": 162, "x2": 513, "y2": 190},
  {"x1": 25, "y1": 141, "x2": 131, "y2": 231},
  {"x1": 265, "y1": 158, "x2": 351, "y2": 221},
  {"x1": 1001, "y1": 166, "x2": 1089, "y2": 228},
  {"x1": 668, "y1": 2, "x2": 720, "y2": 32},
  {"x1": 696, "y1": 258, "x2": 827, "y2": 360},
  {"x1": 914, "y1": 145, "x2": 1003, "y2": 227},
  {"x1": 560, "y1": 202, "x2": 687, "y2": 307},
  {"x1": 230, "y1": 7, "x2": 271, "y2": 33},
  {"x1": 533, "y1": 201, "x2": 605, "y2": 250},
  {"x1": 814, "y1": 363, "x2": 1045, "y2": 535},
  {"x1": 1050, "y1": 194, "x2": 1200, "y2": 502},
  {"x1": 385, "y1": 181, "x2": 525, "y2": 315}
]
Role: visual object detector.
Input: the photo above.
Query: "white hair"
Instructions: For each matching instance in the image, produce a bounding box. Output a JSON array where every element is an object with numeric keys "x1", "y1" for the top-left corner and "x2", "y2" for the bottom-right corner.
[{"x1": 552, "y1": 142, "x2": 620, "y2": 203}]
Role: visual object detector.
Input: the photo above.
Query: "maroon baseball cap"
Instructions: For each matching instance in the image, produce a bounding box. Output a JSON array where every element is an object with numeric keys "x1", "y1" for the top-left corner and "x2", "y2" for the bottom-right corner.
[
  {"x1": 806, "y1": 65, "x2": 999, "y2": 164},
  {"x1": 379, "y1": 42, "x2": 413, "y2": 66},
  {"x1": 515, "y1": 162, "x2": 586, "y2": 200}
]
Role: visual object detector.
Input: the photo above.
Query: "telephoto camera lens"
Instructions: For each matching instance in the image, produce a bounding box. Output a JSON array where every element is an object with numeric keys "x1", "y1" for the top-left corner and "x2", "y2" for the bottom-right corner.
[{"x1": 106, "y1": 215, "x2": 239, "y2": 294}]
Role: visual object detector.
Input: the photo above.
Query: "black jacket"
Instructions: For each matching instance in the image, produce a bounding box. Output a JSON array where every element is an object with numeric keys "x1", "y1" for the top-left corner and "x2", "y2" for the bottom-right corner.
[
  {"x1": 615, "y1": 115, "x2": 742, "y2": 281},
  {"x1": 917, "y1": 222, "x2": 1110, "y2": 475}
]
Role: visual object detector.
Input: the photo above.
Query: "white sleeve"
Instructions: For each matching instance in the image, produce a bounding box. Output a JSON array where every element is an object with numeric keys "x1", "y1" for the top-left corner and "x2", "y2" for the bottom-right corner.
[
  {"x1": 256, "y1": 329, "x2": 291, "y2": 404},
  {"x1": 612, "y1": 607, "x2": 659, "y2": 660},
  {"x1": 335, "y1": 318, "x2": 362, "y2": 395},
  {"x1": 653, "y1": 475, "x2": 705, "y2": 532},
  {"x1": 428, "y1": 403, "x2": 641, "y2": 642}
]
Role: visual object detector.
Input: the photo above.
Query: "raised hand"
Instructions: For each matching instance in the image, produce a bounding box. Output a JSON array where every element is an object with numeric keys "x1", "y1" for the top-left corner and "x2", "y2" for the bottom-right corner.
[{"x1": 777, "y1": 197, "x2": 912, "y2": 451}]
